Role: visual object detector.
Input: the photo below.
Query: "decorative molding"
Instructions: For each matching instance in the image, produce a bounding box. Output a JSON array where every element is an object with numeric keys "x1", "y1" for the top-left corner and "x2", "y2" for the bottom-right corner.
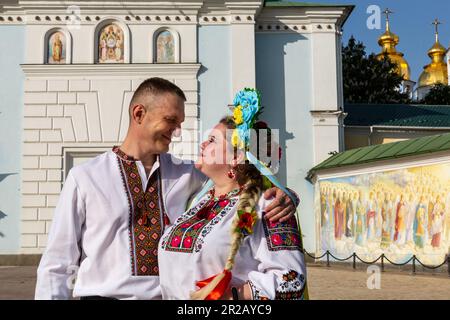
[
  {"x1": 10, "y1": 1, "x2": 205, "y2": 13},
  {"x1": 0, "y1": 14, "x2": 199, "y2": 25},
  {"x1": 0, "y1": 15, "x2": 25, "y2": 24},
  {"x1": 198, "y1": 15, "x2": 230, "y2": 25},
  {"x1": 21, "y1": 63, "x2": 202, "y2": 78},
  {"x1": 197, "y1": 0, "x2": 262, "y2": 25},
  {"x1": 0, "y1": 1, "x2": 205, "y2": 24},
  {"x1": 255, "y1": 23, "x2": 308, "y2": 33},
  {"x1": 256, "y1": 6, "x2": 352, "y2": 30}
]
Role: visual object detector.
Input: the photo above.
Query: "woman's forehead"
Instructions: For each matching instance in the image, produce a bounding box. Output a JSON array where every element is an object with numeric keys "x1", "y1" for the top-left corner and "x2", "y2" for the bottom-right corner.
[{"x1": 209, "y1": 123, "x2": 227, "y2": 136}]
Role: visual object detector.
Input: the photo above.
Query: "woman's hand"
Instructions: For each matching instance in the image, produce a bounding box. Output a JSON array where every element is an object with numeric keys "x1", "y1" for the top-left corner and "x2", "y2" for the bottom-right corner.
[{"x1": 263, "y1": 187, "x2": 298, "y2": 222}]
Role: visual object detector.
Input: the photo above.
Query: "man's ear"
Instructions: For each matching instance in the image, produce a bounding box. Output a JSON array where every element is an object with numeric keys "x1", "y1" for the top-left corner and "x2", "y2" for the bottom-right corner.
[{"x1": 131, "y1": 104, "x2": 146, "y2": 124}]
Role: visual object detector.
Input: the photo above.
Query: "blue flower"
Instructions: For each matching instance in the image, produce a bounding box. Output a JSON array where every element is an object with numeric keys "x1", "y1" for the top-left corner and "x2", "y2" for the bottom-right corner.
[
  {"x1": 242, "y1": 103, "x2": 258, "y2": 123},
  {"x1": 236, "y1": 122, "x2": 250, "y2": 146},
  {"x1": 231, "y1": 88, "x2": 261, "y2": 149},
  {"x1": 233, "y1": 89, "x2": 260, "y2": 123},
  {"x1": 233, "y1": 91, "x2": 246, "y2": 106}
]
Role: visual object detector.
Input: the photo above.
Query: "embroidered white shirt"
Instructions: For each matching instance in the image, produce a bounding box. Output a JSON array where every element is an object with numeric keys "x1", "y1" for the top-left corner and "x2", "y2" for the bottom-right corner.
[
  {"x1": 35, "y1": 151, "x2": 206, "y2": 300},
  {"x1": 158, "y1": 192, "x2": 307, "y2": 300}
]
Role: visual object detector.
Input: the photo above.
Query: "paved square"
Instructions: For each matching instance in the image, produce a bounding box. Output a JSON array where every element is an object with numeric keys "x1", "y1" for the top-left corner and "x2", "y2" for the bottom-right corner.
[{"x1": 1, "y1": 265, "x2": 449, "y2": 300}]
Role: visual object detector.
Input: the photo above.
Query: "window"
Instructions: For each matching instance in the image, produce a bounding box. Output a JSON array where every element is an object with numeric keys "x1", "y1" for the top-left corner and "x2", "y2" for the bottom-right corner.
[{"x1": 155, "y1": 29, "x2": 176, "y2": 63}]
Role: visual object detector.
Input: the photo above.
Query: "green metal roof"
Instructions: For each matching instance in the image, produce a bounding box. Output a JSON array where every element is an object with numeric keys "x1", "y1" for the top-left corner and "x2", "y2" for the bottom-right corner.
[
  {"x1": 344, "y1": 103, "x2": 450, "y2": 128},
  {"x1": 307, "y1": 132, "x2": 450, "y2": 179}
]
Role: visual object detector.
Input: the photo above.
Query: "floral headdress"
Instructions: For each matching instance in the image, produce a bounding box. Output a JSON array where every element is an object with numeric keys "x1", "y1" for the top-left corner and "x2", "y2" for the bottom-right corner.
[{"x1": 230, "y1": 88, "x2": 263, "y2": 150}]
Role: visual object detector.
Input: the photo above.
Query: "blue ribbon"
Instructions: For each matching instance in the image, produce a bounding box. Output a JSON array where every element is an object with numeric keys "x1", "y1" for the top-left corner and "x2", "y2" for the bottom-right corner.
[{"x1": 245, "y1": 151, "x2": 297, "y2": 206}]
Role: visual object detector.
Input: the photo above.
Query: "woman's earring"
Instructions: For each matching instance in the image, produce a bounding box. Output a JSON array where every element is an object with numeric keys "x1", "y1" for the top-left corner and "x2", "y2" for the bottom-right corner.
[{"x1": 227, "y1": 169, "x2": 236, "y2": 180}]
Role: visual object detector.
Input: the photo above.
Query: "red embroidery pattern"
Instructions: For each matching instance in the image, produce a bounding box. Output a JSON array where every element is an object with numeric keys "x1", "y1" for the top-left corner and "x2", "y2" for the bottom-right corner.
[
  {"x1": 262, "y1": 216, "x2": 303, "y2": 251},
  {"x1": 114, "y1": 146, "x2": 166, "y2": 276},
  {"x1": 275, "y1": 270, "x2": 306, "y2": 300},
  {"x1": 162, "y1": 197, "x2": 234, "y2": 253}
]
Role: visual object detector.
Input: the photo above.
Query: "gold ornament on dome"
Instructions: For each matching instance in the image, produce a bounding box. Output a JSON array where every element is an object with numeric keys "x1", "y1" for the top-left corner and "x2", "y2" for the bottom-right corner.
[
  {"x1": 376, "y1": 8, "x2": 411, "y2": 81},
  {"x1": 418, "y1": 19, "x2": 448, "y2": 87}
]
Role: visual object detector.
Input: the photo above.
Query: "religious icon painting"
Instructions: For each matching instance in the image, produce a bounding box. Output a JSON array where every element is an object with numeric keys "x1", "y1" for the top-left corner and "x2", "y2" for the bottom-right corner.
[
  {"x1": 156, "y1": 30, "x2": 175, "y2": 63},
  {"x1": 98, "y1": 23, "x2": 125, "y2": 63},
  {"x1": 317, "y1": 162, "x2": 450, "y2": 266},
  {"x1": 47, "y1": 31, "x2": 66, "y2": 64}
]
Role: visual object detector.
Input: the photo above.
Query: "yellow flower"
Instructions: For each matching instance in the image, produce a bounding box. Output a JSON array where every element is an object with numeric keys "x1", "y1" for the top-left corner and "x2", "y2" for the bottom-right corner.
[
  {"x1": 231, "y1": 129, "x2": 240, "y2": 147},
  {"x1": 233, "y1": 105, "x2": 243, "y2": 125}
]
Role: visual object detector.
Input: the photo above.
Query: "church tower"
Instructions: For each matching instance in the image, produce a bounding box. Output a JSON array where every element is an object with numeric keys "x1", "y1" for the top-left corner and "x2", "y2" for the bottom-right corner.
[
  {"x1": 376, "y1": 9, "x2": 414, "y2": 96},
  {"x1": 416, "y1": 19, "x2": 449, "y2": 100}
]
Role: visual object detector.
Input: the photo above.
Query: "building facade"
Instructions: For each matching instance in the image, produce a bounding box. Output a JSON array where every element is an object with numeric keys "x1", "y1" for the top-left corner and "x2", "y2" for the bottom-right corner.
[{"x1": 0, "y1": 0, "x2": 353, "y2": 259}]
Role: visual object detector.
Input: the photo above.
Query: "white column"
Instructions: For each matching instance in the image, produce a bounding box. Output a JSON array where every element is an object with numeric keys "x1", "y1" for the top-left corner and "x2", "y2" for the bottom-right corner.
[
  {"x1": 310, "y1": 24, "x2": 343, "y2": 163},
  {"x1": 310, "y1": 25, "x2": 340, "y2": 111},
  {"x1": 311, "y1": 111, "x2": 346, "y2": 165},
  {"x1": 226, "y1": 0, "x2": 263, "y2": 100},
  {"x1": 230, "y1": 21, "x2": 256, "y2": 98}
]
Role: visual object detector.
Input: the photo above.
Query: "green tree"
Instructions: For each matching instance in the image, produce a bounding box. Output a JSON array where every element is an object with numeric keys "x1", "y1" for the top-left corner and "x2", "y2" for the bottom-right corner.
[
  {"x1": 342, "y1": 36, "x2": 411, "y2": 104},
  {"x1": 420, "y1": 83, "x2": 450, "y2": 105}
]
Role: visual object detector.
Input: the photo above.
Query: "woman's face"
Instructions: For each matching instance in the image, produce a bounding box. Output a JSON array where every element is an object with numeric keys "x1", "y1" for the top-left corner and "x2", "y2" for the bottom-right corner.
[{"x1": 195, "y1": 123, "x2": 236, "y2": 179}]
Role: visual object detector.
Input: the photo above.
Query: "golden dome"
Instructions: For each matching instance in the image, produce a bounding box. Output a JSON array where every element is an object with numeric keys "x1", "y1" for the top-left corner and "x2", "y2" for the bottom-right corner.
[
  {"x1": 418, "y1": 20, "x2": 448, "y2": 87},
  {"x1": 376, "y1": 10, "x2": 411, "y2": 80}
]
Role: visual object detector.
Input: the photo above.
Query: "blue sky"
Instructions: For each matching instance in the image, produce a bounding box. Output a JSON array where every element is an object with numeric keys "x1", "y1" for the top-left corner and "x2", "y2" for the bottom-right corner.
[{"x1": 295, "y1": 0, "x2": 450, "y2": 82}]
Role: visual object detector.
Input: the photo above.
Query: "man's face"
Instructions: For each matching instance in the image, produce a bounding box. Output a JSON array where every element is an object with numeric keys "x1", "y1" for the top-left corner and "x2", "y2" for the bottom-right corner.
[{"x1": 140, "y1": 93, "x2": 185, "y2": 154}]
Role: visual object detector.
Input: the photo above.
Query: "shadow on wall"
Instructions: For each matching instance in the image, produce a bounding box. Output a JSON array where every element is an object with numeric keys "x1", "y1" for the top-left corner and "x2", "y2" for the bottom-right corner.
[
  {"x1": 0, "y1": 210, "x2": 5, "y2": 237},
  {"x1": 0, "y1": 173, "x2": 16, "y2": 238},
  {"x1": 256, "y1": 32, "x2": 306, "y2": 185}
]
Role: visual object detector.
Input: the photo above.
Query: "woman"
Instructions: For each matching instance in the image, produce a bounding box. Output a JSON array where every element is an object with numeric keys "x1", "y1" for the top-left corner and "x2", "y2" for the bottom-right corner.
[{"x1": 158, "y1": 89, "x2": 307, "y2": 300}]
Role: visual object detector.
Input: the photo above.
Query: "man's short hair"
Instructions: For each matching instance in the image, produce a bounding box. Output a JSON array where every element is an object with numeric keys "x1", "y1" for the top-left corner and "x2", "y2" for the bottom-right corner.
[{"x1": 129, "y1": 77, "x2": 186, "y2": 110}]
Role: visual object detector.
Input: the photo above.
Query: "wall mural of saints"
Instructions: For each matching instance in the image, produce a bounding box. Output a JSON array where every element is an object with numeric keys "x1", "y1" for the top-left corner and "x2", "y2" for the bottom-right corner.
[
  {"x1": 317, "y1": 162, "x2": 450, "y2": 266},
  {"x1": 98, "y1": 23, "x2": 124, "y2": 63},
  {"x1": 156, "y1": 30, "x2": 175, "y2": 63},
  {"x1": 47, "y1": 31, "x2": 66, "y2": 64}
]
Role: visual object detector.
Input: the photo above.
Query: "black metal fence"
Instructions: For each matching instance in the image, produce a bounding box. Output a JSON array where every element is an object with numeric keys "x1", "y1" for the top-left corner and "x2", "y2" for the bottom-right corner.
[{"x1": 304, "y1": 250, "x2": 450, "y2": 276}]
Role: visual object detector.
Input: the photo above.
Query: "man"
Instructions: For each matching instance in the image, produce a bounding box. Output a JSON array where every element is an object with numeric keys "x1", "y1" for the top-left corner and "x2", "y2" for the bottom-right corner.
[{"x1": 35, "y1": 78, "x2": 297, "y2": 300}]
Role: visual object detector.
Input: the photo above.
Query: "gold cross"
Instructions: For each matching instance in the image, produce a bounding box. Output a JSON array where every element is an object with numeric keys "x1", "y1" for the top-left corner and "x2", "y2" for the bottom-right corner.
[
  {"x1": 383, "y1": 8, "x2": 394, "y2": 31},
  {"x1": 432, "y1": 18, "x2": 442, "y2": 42},
  {"x1": 383, "y1": 8, "x2": 393, "y2": 22}
]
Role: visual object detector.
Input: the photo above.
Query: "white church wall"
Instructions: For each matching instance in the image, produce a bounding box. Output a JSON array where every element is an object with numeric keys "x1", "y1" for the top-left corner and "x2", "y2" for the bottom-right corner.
[
  {"x1": 24, "y1": 17, "x2": 198, "y2": 64},
  {"x1": 230, "y1": 21, "x2": 256, "y2": 98},
  {"x1": 197, "y1": 25, "x2": 232, "y2": 135},
  {"x1": 254, "y1": 6, "x2": 349, "y2": 253},
  {"x1": 14, "y1": 2, "x2": 205, "y2": 254},
  {"x1": 19, "y1": 65, "x2": 200, "y2": 254},
  {"x1": 255, "y1": 32, "x2": 316, "y2": 253}
]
